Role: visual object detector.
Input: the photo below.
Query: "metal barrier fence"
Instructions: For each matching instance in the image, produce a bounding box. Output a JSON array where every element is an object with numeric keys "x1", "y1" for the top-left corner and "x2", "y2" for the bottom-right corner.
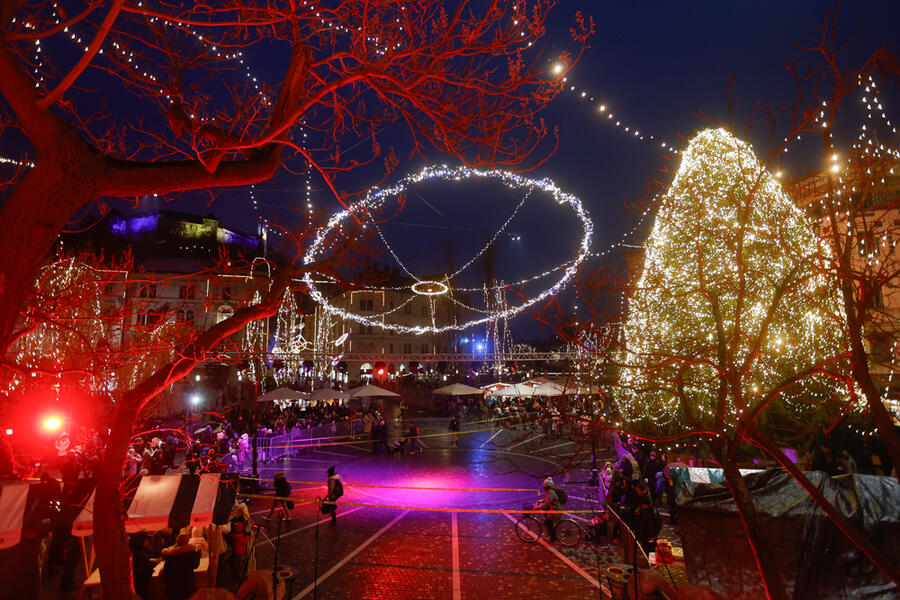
[
  {"x1": 230, "y1": 420, "x2": 365, "y2": 473},
  {"x1": 605, "y1": 505, "x2": 651, "y2": 569}
]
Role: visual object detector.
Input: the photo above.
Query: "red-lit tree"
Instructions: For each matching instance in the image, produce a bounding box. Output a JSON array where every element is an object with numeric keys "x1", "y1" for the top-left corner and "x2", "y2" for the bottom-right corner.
[{"x1": 0, "y1": 2, "x2": 592, "y2": 597}]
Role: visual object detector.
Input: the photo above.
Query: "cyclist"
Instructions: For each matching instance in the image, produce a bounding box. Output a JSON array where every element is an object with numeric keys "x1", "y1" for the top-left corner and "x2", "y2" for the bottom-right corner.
[{"x1": 534, "y1": 476, "x2": 562, "y2": 541}]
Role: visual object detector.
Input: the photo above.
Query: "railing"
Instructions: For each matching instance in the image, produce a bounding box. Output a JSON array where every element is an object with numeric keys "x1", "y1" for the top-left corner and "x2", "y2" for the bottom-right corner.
[
  {"x1": 605, "y1": 505, "x2": 651, "y2": 569},
  {"x1": 230, "y1": 420, "x2": 365, "y2": 473}
]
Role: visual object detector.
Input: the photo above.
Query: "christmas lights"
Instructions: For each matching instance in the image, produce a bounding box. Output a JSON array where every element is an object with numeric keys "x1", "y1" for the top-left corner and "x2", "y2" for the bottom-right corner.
[
  {"x1": 617, "y1": 128, "x2": 848, "y2": 429},
  {"x1": 303, "y1": 165, "x2": 593, "y2": 335}
]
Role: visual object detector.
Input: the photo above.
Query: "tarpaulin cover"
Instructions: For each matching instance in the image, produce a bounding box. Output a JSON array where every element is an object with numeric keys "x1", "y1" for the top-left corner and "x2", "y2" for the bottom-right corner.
[{"x1": 677, "y1": 469, "x2": 900, "y2": 599}]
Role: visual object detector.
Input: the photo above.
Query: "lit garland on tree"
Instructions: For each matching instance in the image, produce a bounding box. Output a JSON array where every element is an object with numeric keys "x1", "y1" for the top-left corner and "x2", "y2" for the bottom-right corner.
[
  {"x1": 242, "y1": 290, "x2": 268, "y2": 383},
  {"x1": 271, "y1": 288, "x2": 309, "y2": 383},
  {"x1": 618, "y1": 128, "x2": 849, "y2": 431}
]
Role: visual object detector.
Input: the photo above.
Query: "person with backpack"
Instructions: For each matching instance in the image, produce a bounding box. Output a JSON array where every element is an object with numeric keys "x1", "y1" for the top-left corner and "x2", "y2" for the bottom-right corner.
[
  {"x1": 322, "y1": 465, "x2": 343, "y2": 525},
  {"x1": 534, "y1": 476, "x2": 566, "y2": 541}
]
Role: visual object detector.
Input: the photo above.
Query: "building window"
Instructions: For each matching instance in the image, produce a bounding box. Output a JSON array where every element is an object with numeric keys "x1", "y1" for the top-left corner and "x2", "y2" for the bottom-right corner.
[
  {"x1": 179, "y1": 284, "x2": 196, "y2": 299},
  {"x1": 149, "y1": 284, "x2": 157, "y2": 298},
  {"x1": 360, "y1": 298, "x2": 367, "y2": 311},
  {"x1": 421, "y1": 305, "x2": 427, "y2": 317},
  {"x1": 367, "y1": 299, "x2": 374, "y2": 311},
  {"x1": 222, "y1": 287, "x2": 232, "y2": 301},
  {"x1": 186, "y1": 309, "x2": 195, "y2": 325},
  {"x1": 389, "y1": 343, "x2": 394, "y2": 353},
  {"x1": 421, "y1": 344, "x2": 428, "y2": 354},
  {"x1": 176, "y1": 310, "x2": 186, "y2": 323},
  {"x1": 403, "y1": 303, "x2": 412, "y2": 315},
  {"x1": 136, "y1": 313, "x2": 148, "y2": 326},
  {"x1": 389, "y1": 300, "x2": 394, "y2": 310}
]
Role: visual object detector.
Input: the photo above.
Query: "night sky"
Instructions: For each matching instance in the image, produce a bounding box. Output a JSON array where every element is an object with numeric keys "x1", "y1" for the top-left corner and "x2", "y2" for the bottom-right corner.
[{"x1": 16, "y1": 1, "x2": 900, "y2": 339}]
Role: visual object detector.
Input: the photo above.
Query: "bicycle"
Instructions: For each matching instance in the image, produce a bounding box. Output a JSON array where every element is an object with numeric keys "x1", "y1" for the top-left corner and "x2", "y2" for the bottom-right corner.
[{"x1": 515, "y1": 503, "x2": 582, "y2": 547}]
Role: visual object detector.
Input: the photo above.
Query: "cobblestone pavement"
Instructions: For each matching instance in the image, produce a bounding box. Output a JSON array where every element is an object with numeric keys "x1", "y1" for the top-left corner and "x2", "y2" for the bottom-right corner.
[{"x1": 244, "y1": 417, "x2": 654, "y2": 599}]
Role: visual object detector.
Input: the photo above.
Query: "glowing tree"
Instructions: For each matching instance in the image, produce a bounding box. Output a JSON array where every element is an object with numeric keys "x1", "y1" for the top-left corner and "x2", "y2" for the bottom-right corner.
[{"x1": 618, "y1": 128, "x2": 849, "y2": 599}]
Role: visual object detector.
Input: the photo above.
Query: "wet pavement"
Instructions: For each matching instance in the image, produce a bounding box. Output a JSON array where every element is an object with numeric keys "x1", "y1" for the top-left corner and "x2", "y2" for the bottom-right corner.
[{"x1": 245, "y1": 417, "x2": 623, "y2": 599}]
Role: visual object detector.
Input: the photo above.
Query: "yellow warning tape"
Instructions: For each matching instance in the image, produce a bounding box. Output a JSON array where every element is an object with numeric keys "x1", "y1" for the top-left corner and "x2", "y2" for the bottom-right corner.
[
  {"x1": 261, "y1": 423, "x2": 549, "y2": 451},
  {"x1": 258, "y1": 413, "x2": 533, "y2": 448},
  {"x1": 239, "y1": 492, "x2": 598, "y2": 514}
]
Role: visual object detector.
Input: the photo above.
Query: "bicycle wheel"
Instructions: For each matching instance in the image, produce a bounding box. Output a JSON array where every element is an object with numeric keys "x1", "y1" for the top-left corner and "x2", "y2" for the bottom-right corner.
[
  {"x1": 555, "y1": 519, "x2": 582, "y2": 547},
  {"x1": 515, "y1": 516, "x2": 542, "y2": 543}
]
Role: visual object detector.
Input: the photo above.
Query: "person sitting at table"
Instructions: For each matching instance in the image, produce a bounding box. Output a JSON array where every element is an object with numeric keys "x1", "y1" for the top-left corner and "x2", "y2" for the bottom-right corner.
[{"x1": 161, "y1": 533, "x2": 201, "y2": 600}]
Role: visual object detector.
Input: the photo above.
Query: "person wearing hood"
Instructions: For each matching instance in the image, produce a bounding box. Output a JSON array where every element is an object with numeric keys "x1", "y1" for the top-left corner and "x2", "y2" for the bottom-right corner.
[
  {"x1": 534, "y1": 476, "x2": 561, "y2": 541},
  {"x1": 323, "y1": 466, "x2": 343, "y2": 525}
]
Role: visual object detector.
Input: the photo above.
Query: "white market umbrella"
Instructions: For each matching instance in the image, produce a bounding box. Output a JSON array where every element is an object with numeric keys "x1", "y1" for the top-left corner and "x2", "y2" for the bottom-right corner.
[
  {"x1": 433, "y1": 383, "x2": 484, "y2": 396},
  {"x1": 348, "y1": 384, "x2": 400, "y2": 398},
  {"x1": 256, "y1": 387, "x2": 310, "y2": 403},
  {"x1": 490, "y1": 383, "x2": 534, "y2": 397},
  {"x1": 310, "y1": 388, "x2": 354, "y2": 402}
]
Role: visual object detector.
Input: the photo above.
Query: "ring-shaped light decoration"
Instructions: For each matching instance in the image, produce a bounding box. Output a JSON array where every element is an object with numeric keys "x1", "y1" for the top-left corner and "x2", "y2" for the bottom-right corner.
[
  {"x1": 411, "y1": 280, "x2": 450, "y2": 296},
  {"x1": 303, "y1": 165, "x2": 593, "y2": 335}
]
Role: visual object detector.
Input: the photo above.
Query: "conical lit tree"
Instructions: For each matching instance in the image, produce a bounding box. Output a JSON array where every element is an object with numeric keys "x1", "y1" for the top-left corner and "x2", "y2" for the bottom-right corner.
[{"x1": 618, "y1": 128, "x2": 849, "y2": 599}]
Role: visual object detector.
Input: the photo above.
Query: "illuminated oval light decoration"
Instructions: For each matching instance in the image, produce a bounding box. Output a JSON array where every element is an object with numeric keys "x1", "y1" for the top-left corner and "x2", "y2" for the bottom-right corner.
[
  {"x1": 411, "y1": 280, "x2": 449, "y2": 296},
  {"x1": 303, "y1": 164, "x2": 593, "y2": 335}
]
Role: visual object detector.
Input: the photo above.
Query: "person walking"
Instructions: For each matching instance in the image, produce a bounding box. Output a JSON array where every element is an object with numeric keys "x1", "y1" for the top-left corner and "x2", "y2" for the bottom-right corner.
[
  {"x1": 399, "y1": 399, "x2": 408, "y2": 421},
  {"x1": 266, "y1": 472, "x2": 293, "y2": 521},
  {"x1": 377, "y1": 419, "x2": 390, "y2": 454},
  {"x1": 322, "y1": 465, "x2": 344, "y2": 525},
  {"x1": 407, "y1": 423, "x2": 422, "y2": 454},
  {"x1": 448, "y1": 416, "x2": 460, "y2": 446},
  {"x1": 371, "y1": 418, "x2": 381, "y2": 453}
]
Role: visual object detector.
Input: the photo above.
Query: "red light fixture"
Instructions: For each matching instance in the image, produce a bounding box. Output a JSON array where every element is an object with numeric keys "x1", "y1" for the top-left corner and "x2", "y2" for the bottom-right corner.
[
  {"x1": 376, "y1": 367, "x2": 385, "y2": 376},
  {"x1": 41, "y1": 415, "x2": 63, "y2": 433}
]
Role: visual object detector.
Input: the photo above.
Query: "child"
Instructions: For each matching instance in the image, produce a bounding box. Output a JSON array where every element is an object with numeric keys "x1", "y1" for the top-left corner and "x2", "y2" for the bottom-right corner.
[{"x1": 231, "y1": 519, "x2": 249, "y2": 579}]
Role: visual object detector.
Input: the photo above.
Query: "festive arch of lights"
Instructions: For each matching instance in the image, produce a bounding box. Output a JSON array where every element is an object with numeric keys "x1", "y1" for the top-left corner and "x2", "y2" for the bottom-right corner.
[
  {"x1": 303, "y1": 165, "x2": 593, "y2": 335},
  {"x1": 411, "y1": 280, "x2": 450, "y2": 296}
]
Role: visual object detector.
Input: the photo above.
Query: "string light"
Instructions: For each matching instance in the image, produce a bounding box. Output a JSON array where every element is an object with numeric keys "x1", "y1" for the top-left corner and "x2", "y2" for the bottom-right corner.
[
  {"x1": 550, "y1": 62, "x2": 680, "y2": 154},
  {"x1": 303, "y1": 164, "x2": 594, "y2": 335}
]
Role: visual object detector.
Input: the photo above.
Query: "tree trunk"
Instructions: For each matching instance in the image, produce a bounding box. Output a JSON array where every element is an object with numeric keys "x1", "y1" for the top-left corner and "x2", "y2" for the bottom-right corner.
[
  {"x1": 0, "y1": 158, "x2": 97, "y2": 350},
  {"x1": 750, "y1": 426, "x2": 900, "y2": 586},
  {"x1": 721, "y1": 458, "x2": 789, "y2": 600},
  {"x1": 93, "y1": 401, "x2": 140, "y2": 600}
]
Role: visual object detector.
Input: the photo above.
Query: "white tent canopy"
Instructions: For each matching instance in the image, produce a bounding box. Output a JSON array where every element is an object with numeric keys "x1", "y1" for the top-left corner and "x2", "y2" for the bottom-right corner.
[
  {"x1": 530, "y1": 382, "x2": 566, "y2": 396},
  {"x1": 0, "y1": 481, "x2": 30, "y2": 549},
  {"x1": 309, "y1": 388, "x2": 354, "y2": 402},
  {"x1": 256, "y1": 387, "x2": 310, "y2": 403},
  {"x1": 432, "y1": 383, "x2": 484, "y2": 396},
  {"x1": 72, "y1": 474, "x2": 226, "y2": 537},
  {"x1": 487, "y1": 383, "x2": 536, "y2": 397},
  {"x1": 348, "y1": 384, "x2": 400, "y2": 398}
]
